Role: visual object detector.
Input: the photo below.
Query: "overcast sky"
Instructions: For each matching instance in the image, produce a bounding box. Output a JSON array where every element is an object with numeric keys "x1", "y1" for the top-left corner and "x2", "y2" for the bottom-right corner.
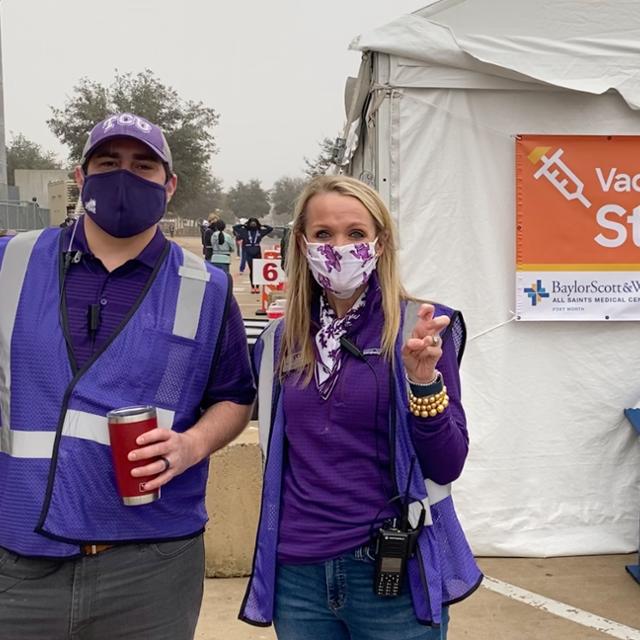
[{"x1": 1, "y1": 0, "x2": 422, "y2": 189}]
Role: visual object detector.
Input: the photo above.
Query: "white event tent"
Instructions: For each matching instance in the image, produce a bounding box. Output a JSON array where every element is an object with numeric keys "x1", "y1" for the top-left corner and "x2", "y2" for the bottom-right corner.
[{"x1": 340, "y1": 0, "x2": 640, "y2": 556}]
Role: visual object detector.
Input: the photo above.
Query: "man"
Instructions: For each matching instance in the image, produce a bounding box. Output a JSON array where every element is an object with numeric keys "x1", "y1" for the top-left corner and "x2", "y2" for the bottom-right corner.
[
  {"x1": 0, "y1": 113, "x2": 255, "y2": 639},
  {"x1": 199, "y1": 217, "x2": 209, "y2": 256},
  {"x1": 203, "y1": 212, "x2": 220, "y2": 261}
]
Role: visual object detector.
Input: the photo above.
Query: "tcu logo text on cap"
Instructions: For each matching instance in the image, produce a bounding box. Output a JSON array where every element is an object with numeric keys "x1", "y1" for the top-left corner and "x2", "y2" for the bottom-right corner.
[{"x1": 102, "y1": 113, "x2": 152, "y2": 134}]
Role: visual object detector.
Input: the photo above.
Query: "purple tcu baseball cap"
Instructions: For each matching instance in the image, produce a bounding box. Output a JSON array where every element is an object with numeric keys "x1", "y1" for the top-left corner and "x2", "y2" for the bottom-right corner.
[{"x1": 80, "y1": 113, "x2": 173, "y2": 171}]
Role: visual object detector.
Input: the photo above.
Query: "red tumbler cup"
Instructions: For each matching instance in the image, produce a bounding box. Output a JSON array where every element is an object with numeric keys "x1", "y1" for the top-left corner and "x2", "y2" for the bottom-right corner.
[{"x1": 107, "y1": 405, "x2": 161, "y2": 506}]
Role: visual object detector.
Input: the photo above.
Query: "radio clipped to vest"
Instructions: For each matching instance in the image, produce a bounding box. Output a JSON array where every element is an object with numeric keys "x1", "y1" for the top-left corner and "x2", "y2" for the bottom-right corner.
[
  {"x1": 373, "y1": 508, "x2": 424, "y2": 597},
  {"x1": 374, "y1": 455, "x2": 426, "y2": 597}
]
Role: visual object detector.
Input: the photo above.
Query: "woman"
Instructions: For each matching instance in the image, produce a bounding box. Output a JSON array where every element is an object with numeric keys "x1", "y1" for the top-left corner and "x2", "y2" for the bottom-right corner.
[
  {"x1": 208, "y1": 219, "x2": 235, "y2": 273},
  {"x1": 240, "y1": 176, "x2": 481, "y2": 638},
  {"x1": 233, "y1": 217, "x2": 273, "y2": 293}
]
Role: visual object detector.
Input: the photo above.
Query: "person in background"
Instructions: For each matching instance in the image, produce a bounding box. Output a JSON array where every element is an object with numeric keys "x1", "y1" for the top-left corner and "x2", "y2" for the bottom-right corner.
[
  {"x1": 59, "y1": 214, "x2": 77, "y2": 229},
  {"x1": 199, "y1": 218, "x2": 209, "y2": 256},
  {"x1": 232, "y1": 219, "x2": 245, "y2": 265},
  {"x1": 207, "y1": 219, "x2": 235, "y2": 274},
  {"x1": 233, "y1": 217, "x2": 273, "y2": 293},
  {"x1": 0, "y1": 112, "x2": 256, "y2": 640},
  {"x1": 240, "y1": 175, "x2": 481, "y2": 639},
  {"x1": 202, "y1": 213, "x2": 220, "y2": 261},
  {"x1": 280, "y1": 220, "x2": 293, "y2": 270}
]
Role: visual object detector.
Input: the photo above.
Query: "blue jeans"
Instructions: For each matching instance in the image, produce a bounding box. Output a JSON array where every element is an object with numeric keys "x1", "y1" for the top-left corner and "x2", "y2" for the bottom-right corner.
[{"x1": 274, "y1": 546, "x2": 449, "y2": 640}]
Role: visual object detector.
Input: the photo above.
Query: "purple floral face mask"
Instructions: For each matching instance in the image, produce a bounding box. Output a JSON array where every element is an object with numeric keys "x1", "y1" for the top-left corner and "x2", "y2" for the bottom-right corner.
[{"x1": 304, "y1": 238, "x2": 378, "y2": 299}]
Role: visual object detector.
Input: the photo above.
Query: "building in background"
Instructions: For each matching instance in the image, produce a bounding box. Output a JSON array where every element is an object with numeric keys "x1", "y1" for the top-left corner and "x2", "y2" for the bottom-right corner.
[
  {"x1": 48, "y1": 179, "x2": 80, "y2": 226},
  {"x1": 14, "y1": 169, "x2": 69, "y2": 208},
  {"x1": 0, "y1": 14, "x2": 49, "y2": 230}
]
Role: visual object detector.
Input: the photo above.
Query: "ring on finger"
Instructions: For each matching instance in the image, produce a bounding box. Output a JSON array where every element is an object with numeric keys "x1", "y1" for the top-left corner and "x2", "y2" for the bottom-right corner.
[{"x1": 159, "y1": 456, "x2": 171, "y2": 472}]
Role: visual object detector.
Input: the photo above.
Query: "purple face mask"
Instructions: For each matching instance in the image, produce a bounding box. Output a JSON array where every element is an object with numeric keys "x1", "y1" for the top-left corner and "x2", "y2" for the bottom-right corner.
[{"x1": 81, "y1": 169, "x2": 168, "y2": 238}]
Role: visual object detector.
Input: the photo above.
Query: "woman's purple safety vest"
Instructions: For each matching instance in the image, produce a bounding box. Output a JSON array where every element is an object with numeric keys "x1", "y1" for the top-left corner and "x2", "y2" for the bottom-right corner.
[
  {"x1": 239, "y1": 301, "x2": 482, "y2": 627},
  {"x1": 0, "y1": 228, "x2": 229, "y2": 557}
]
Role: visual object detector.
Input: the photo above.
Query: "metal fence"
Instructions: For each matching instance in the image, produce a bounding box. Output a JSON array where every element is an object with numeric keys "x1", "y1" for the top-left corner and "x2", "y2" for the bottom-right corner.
[{"x1": 0, "y1": 201, "x2": 50, "y2": 231}]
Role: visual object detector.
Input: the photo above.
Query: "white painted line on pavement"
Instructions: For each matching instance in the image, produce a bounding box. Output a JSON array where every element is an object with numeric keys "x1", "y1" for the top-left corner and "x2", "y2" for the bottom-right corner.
[{"x1": 482, "y1": 576, "x2": 640, "y2": 640}]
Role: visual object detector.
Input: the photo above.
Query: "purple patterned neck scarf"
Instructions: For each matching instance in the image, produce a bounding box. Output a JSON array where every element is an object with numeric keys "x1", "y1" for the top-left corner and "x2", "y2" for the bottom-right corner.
[{"x1": 314, "y1": 291, "x2": 366, "y2": 400}]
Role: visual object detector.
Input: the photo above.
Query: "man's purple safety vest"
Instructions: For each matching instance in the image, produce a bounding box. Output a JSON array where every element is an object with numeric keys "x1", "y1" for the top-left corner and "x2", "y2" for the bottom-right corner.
[{"x1": 0, "y1": 228, "x2": 229, "y2": 557}]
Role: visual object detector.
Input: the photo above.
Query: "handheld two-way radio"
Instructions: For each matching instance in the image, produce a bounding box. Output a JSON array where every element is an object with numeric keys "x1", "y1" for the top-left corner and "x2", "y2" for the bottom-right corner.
[{"x1": 373, "y1": 458, "x2": 426, "y2": 597}]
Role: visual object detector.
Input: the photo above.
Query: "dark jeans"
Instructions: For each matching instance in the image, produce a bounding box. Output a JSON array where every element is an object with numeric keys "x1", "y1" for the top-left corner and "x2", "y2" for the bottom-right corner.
[
  {"x1": 0, "y1": 535, "x2": 205, "y2": 640},
  {"x1": 245, "y1": 246, "x2": 262, "y2": 287},
  {"x1": 274, "y1": 545, "x2": 449, "y2": 639}
]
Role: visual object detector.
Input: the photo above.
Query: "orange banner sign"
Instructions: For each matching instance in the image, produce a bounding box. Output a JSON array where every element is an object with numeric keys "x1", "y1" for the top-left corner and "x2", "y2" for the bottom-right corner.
[{"x1": 516, "y1": 135, "x2": 640, "y2": 320}]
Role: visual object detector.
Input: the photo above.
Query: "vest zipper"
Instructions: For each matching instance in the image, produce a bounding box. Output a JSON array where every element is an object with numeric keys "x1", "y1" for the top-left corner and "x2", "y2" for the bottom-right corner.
[
  {"x1": 388, "y1": 365, "x2": 398, "y2": 495},
  {"x1": 415, "y1": 543, "x2": 435, "y2": 625}
]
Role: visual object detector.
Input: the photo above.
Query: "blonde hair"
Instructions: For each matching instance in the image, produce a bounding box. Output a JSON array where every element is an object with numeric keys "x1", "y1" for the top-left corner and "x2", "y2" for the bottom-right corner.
[
  {"x1": 207, "y1": 213, "x2": 219, "y2": 224},
  {"x1": 280, "y1": 175, "x2": 408, "y2": 381}
]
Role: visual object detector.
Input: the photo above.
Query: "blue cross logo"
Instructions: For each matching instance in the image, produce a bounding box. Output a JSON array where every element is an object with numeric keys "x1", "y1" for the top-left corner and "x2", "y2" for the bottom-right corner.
[{"x1": 524, "y1": 279, "x2": 549, "y2": 306}]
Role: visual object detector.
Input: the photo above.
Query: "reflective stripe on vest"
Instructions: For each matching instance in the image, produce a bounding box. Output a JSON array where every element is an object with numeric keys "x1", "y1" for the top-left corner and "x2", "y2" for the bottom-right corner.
[
  {"x1": 0, "y1": 241, "x2": 205, "y2": 458},
  {"x1": 258, "y1": 319, "x2": 281, "y2": 457},
  {"x1": 63, "y1": 406, "x2": 175, "y2": 444},
  {"x1": 175, "y1": 249, "x2": 211, "y2": 339},
  {"x1": 0, "y1": 230, "x2": 45, "y2": 452}
]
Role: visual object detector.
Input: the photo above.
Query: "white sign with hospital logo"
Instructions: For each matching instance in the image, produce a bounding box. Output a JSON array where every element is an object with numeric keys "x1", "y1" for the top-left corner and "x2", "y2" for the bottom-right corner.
[{"x1": 516, "y1": 271, "x2": 640, "y2": 321}]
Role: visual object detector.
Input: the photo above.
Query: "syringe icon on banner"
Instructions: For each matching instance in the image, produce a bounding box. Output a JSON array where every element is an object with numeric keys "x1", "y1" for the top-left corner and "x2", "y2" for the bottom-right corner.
[{"x1": 528, "y1": 146, "x2": 591, "y2": 209}]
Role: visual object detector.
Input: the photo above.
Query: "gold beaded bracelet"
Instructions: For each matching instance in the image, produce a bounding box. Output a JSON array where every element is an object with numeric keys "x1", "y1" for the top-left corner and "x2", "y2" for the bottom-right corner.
[{"x1": 409, "y1": 386, "x2": 449, "y2": 418}]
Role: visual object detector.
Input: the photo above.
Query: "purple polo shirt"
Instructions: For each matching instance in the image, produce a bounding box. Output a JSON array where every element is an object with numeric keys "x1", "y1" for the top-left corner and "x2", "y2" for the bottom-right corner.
[
  {"x1": 277, "y1": 280, "x2": 469, "y2": 564},
  {"x1": 62, "y1": 218, "x2": 255, "y2": 408}
]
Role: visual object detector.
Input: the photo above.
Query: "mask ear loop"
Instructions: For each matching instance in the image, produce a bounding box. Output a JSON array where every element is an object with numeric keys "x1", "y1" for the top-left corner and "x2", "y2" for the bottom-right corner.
[
  {"x1": 60, "y1": 215, "x2": 83, "y2": 372},
  {"x1": 304, "y1": 237, "x2": 378, "y2": 248},
  {"x1": 67, "y1": 216, "x2": 80, "y2": 254}
]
